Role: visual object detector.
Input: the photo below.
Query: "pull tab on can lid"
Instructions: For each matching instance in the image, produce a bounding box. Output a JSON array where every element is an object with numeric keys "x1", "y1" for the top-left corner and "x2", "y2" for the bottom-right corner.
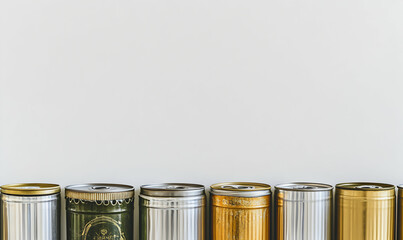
[
  {"x1": 275, "y1": 182, "x2": 333, "y2": 192},
  {"x1": 65, "y1": 183, "x2": 134, "y2": 201},
  {"x1": 140, "y1": 183, "x2": 205, "y2": 197},
  {"x1": 210, "y1": 182, "x2": 271, "y2": 197},
  {"x1": 356, "y1": 185, "x2": 382, "y2": 189},
  {"x1": 222, "y1": 184, "x2": 255, "y2": 190}
]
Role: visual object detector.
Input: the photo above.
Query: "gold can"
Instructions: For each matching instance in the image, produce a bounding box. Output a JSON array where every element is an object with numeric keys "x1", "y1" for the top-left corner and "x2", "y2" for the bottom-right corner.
[
  {"x1": 398, "y1": 185, "x2": 403, "y2": 240},
  {"x1": 210, "y1": 182, "x2": 271, "y2": 240},
  {"x1": 336, "y1": 182, "x2": 395, "y2": 240}
]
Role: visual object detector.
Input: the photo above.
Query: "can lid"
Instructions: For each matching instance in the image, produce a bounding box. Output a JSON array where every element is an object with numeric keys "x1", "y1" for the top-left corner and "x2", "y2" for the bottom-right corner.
[
  {"x1": 336, "y1": 182, "x2": 395, "y2": 191},
  {"x1": 397, "y1": 184, "x2": 403, "y2": 189},
  {"x1": 1, "y1": 183, "x2": 61, "y2": 196},
  {"x1": 141, "y1": 183, "x2": 205, "y2": 197},
  {"x1": 276, "y1": 182, "x2": 333, "y2": 192},
  {"x1": 65, "y1": 183, "x2": 134, "y2": 201},
  {"x1": 210, "y1": 182, "x2": 271, "y2": 197}
]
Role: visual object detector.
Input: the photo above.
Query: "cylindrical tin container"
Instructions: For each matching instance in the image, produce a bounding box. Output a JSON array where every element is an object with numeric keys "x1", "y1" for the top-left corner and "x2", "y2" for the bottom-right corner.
[
  {"x1": 1, "y1": 183, "x2": 61, "y2": 240},
  {"x1": 65, "y1": 183, "x2": 134, "y2": 240},
  {"x1": 274, "y1": 182, "x2": 333, "y2": 240},
  {"x1": 140, "y1": 183, "x2": 206, "y2": 240},
  {"x1": 210, "y1": 182, "x2": 271, "y2": 240},
  {"x1": 336, "y1": 182, "x2": 395, "y2": 240},
  {"x1": 397, "y1": 185, "x2": 403, "y2": 240}
]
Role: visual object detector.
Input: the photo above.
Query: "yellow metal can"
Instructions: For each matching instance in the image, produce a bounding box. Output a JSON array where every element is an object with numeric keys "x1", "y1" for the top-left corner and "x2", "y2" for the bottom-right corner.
[
  {"x1": 336, "y1": 182, "x2": 395, "y2": 240},
  {"x1": 397, "y1": 185, "x2": 403, "y2": 240},
  {"x1": 210, "y1": 182, "x2": 271, "y2": 240}
]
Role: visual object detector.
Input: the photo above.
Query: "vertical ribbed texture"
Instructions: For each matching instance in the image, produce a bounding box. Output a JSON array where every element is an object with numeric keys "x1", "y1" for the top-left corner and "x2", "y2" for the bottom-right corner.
[
  {"x1": 398, "y1": 189, "x2": 403, "y2": 240},
  {"x1": 140, "y1": 195, "x2": 205, "y2": 240},
  {"x1": 143, "y1": 207, "x2": 204, "y2": 240},
  {"x1": 1, "y1": 194, "x2": 60, "y2": 240},
  {"x1": 336, "y1": 190, "x2": 395, "y2": 240},
  {"x1": 275, "y1": 190, "x2": 332, "y2": 240},
  {"x1": 212, "y1": 207, "x2": 270, "y2": 239},
  {"x1": 211, "y1": 195, "x2": 270, "y2": 240}
]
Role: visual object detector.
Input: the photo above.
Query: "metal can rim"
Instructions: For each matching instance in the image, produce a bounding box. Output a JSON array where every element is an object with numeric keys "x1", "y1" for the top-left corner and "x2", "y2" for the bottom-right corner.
[
  {"x1": 275, "y1": 182, "x2": 333, "y2": 192},
  {"x1": 141, "y1": 183, "x2": 205, "y2": 197},
  {"x1": 65, "y1": 183, "x2": 134, "y2": 201},
  {"x1": 140, "y1": 194, "x2": 206, "y2": 208},
  {"x1": 336, "y1": 182, "x2": 395, "y2": 191},
  {"x1": 210, "y1": 182, "x2": 271, "y2": 197},
  {"x1": 1, "y1": 183, "x2": 61, "y2": 196}
]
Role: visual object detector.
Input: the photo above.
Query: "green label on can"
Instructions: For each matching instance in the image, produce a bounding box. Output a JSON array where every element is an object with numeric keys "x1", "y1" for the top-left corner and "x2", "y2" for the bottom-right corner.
[
  {"x1": 66, "y1": 198, "x2": 134, "y2": 240},
  {"x1": 82, "y1": 216, "x2": 126, "y2": 240}
]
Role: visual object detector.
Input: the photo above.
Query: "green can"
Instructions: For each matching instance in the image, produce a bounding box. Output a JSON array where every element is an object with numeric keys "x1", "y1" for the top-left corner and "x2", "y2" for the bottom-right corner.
[{"x1": 65, "y1": 183, "x2": 135, "y2": 240}]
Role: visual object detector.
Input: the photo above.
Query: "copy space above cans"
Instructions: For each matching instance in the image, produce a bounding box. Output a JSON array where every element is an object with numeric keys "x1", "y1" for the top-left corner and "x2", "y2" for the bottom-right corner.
[{"x1": 1, "y1": 181, "x2": 403, "y2": 240}]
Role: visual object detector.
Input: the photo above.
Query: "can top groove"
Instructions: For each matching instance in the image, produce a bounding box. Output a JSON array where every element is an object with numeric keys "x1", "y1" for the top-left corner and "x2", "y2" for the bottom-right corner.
[
  {"x1": 1, "y1": 183, "x2": 61, "y2": 196},
  {"x1": 65, "y1": 183, "x2": 134, "y2": 201},
  {"x1": 275, "y1": 182, "x2": 333, "y2": 192},
  {"x1": 336, "y1": 182, "x2": 395, "y2": 191},
  {"x1": 141, "y1": 183, "x2": 205, "y2": 197},
  {"x1": 210, "y1": 182, "x2": 271, "y2": 197}
]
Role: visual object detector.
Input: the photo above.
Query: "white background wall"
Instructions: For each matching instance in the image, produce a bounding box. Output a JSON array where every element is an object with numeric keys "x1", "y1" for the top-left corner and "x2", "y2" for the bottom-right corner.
[{"x1": 1, "y1": 0, "x2": 403, "y2": 239}]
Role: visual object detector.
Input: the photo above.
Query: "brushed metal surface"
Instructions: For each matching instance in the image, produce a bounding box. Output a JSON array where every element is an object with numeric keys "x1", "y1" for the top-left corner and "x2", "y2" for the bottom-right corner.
[
  {"x1": 398, "y1": 185, "x2": 403, "y2": 240},
  {"x1": 140, "y1": 194, "x2": 205, "y2": 240},
  {"x1": 211, "y1": 195, "x2": 270, "y2": 240},
  {"x1": 336, "y1": 183, "x2": 395, "y2": 240},
  {"x1": 1, "y1": 193, "x2": 60, "y2": 240},
  {"x1": 275, "y1": 184, "x2": 332, "y2": 240}
]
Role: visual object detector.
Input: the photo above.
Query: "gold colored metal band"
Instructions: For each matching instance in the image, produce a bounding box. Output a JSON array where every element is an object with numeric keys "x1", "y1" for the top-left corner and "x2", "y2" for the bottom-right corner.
[
  {"x1": 211, "y1": 195, "x2": 270, "y2": 208},
  {"x1": 1, "y1": 183, "x2": 61, "y2": 196},
  {"x1": 65, "y1": 190, "x2": 134, "y2": 201},
  {"x1": 336, "y1": 188, "x2": 395, "y2": 199}
]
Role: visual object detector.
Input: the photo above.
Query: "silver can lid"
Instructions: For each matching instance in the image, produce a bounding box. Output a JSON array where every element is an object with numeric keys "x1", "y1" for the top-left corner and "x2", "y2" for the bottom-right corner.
[
  {"x1": 65, "y1": 183, "x2": 134, "y2": 201},
  {"x1": 140, "y1": 183, "x2": 205, "y2": 197},
  {"x1": 210, "y1": 182, "x2": 271, "y2": 197},
  {"x1": 276, "y1": 182, "x2": 333, "y2": 192}
]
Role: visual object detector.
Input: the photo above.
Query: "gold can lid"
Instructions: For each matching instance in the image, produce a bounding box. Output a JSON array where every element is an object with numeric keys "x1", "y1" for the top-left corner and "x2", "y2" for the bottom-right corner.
[
  {"x1": 210, "y1": 182, "x2": 271, "y2": 197},
  {"x1": 65, "y1": 183, "x2": 134, "y2": 201},
  {"x1": 1, "y1": 183, "x2": 61, "y2": 196},
  {"x1": 336, "y1": 182, "x2": 395, "y2": 191}
]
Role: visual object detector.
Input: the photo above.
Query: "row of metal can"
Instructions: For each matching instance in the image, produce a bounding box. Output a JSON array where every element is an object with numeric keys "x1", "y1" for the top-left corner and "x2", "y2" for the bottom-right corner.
[{"x1": 0, "y1": 181, "x2": 401, "y2": 240}]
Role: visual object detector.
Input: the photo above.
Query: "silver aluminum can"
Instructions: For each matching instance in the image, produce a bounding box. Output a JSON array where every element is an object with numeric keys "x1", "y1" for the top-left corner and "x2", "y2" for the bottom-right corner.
[
  {"x1": 140, "y1": 183, "x2": 206, "y2": 240},
  {"x1": 275, "y1": 182, "x2": 333, "y2": 240},
  {"x1": 1, "y1": 183, "x2": 61, "y2": 240}
]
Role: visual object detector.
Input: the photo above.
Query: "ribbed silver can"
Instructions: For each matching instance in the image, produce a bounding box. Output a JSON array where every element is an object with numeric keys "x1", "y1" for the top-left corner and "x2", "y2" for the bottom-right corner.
[
  {"x1": 275, "y1": 182, "x2": 333, "y2": 240},
  {"x1": 1, "y1": 183, "x2": 61, "y2": 240},
  {"x1": 140, "y1": 183, "x2": 206, "y2": 240}
]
